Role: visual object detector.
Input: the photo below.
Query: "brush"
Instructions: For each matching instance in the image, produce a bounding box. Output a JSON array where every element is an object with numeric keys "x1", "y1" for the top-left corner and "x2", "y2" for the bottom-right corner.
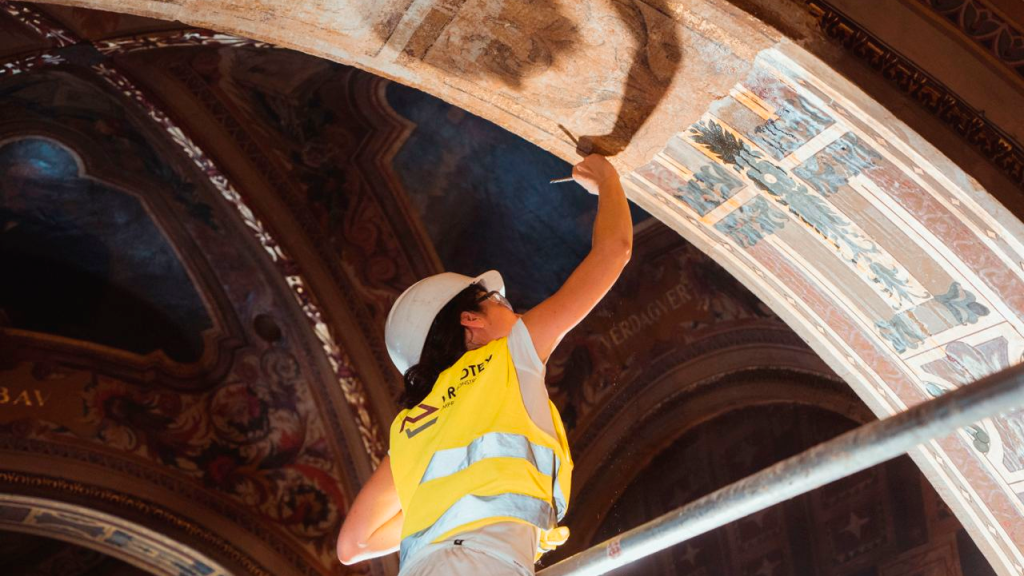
[{"x1": 550, "y1": 124, "x2": 583, "y2": 184}]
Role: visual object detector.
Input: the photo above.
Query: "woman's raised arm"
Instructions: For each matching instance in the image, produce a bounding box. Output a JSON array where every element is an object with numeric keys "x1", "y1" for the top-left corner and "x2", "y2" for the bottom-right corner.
[{"x1": 522, "y1": 154, "x2": 633, "y2": 363}]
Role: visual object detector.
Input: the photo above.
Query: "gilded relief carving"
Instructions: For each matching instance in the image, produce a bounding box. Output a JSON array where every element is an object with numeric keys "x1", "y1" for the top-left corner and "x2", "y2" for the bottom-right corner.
[{"x1": 807, "y1": 1, "x2": 1024, "y2": 188}]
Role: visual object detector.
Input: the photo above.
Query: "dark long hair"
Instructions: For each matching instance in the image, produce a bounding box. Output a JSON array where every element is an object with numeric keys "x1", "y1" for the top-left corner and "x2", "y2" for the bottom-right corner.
[{"x1": 400, "y1": 283, "x2": 488, "y2": 408}]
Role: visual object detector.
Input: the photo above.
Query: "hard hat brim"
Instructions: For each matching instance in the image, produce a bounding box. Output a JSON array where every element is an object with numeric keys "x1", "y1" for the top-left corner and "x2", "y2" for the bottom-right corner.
[
  {"x1": 385, "y1": 270, "x2": 505, "y2": 375},
  {"x1": 474, "y1": 269, "x2": 505, "y2": 297}
]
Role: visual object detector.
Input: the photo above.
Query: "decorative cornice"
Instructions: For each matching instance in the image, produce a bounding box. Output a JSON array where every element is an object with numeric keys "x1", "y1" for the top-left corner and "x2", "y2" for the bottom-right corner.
[
  {"x1": 0, "y1": 1, "x2": 75, "y2": 47},
  {"x1": 914, "y1": 0, "x2": 1024, "y2": 82},
  {"x1": 807, "y1": 0, "x2": 1024, "y2": 189},
  {"x1": 0, "y1": 50, "x2": 65, "y2": 76},
  {"x1": 95, "y1": 29, "x2": 276, "y2": 55}
]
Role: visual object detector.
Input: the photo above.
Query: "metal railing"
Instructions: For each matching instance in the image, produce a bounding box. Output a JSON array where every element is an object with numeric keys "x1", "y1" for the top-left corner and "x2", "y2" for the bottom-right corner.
[{"x1": 538, "y1": 362, "x2": 1024, "y2": 576}]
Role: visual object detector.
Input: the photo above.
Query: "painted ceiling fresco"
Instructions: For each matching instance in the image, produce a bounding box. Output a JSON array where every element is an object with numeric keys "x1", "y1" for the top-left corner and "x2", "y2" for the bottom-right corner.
[
  {"x1": 0, "y1": 7, "x2": 847, "y2": 574},
  {"x1": 140, "y1": 43, "x2": 891, "y2": 575},
  {"x1": 151, "y1": 42, "x2": 438, "y2": 414},
  {"x1": 2, "y1": 1, "x2": 1024, "y2": 574},
  {"x1": 622, "y1": 46, "x2": 1024, "y2": 573},
  {"x1": 0, "y1": 14, "x2": 369, "y2": 574},
  {"x1": 545, "y1": 224, "x2": 780, "y2": 431},
  {"x1": 593, "y1": 405, "x2": 997, "y2": 576}
]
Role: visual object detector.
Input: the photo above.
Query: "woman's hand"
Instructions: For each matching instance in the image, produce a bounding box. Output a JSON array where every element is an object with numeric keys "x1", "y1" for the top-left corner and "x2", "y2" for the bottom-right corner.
[{"x1": 572, "y1": 154, "x2": 618, "y2": 195}]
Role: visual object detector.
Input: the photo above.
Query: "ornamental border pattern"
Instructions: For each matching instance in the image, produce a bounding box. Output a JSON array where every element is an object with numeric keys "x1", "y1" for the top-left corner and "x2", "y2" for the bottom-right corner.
[
  {"x1": 806, "y1": 0, "x2": 1024, "y2": 190},
  {"x1": 89, "y1": 62, "x2": 387, "y2": 465},
  {"x1": 0, "y1": 470, "x2": 271, "y2": 576},
  {"x1": 912, "y1": 0, "x2": 1024, "y2": 81},
  {"x1": 0, "y1": 436, "x2": 320, "y2": 576},
  {"x1": 94, "y1": 29, "x2": 276, "y2": 54}
]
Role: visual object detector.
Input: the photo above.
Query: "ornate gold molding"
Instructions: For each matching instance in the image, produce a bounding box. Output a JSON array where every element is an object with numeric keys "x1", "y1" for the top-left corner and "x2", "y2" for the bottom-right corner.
[{"x1": 806, "y1": 0, "x2": 1024, "y2": 190}]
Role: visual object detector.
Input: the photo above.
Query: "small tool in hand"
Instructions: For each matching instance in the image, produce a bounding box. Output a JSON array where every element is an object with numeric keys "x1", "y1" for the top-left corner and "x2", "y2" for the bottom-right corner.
[{"x1": 550, "y1": 123, "x2": 583, "y2": 184}]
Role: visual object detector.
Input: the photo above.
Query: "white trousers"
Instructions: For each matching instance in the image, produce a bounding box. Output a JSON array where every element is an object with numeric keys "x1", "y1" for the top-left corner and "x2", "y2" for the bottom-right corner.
[{"x1": 399, "y1": 522, "x2": 537, "y2": 576}]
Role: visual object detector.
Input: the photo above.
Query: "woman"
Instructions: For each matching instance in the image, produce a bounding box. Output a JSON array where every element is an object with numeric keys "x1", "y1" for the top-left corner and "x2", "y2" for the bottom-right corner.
[{"x1": 337, "y1": 153, "x2": 632, "y2": 575}]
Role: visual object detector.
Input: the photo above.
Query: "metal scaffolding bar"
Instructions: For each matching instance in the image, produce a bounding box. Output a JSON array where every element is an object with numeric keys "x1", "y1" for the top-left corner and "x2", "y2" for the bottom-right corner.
[{"x1": 538, "y1": 361, "x2": 1024, "y2": 576}]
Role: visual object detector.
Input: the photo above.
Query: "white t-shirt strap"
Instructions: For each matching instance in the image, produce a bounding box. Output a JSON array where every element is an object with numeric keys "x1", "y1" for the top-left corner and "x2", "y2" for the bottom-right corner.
[
  {"x1": 508, "y1": 318, "x2": 545, "y2": 374},
  {"x1": 508, "y1": 318, "x2": 557, "y2": 438}
]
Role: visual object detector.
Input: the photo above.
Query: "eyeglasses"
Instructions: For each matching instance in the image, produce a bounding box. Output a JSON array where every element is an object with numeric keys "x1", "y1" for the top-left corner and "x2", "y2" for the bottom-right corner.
[{"x1": 476, "y1": 290, "x2": 514, "y2": 311}]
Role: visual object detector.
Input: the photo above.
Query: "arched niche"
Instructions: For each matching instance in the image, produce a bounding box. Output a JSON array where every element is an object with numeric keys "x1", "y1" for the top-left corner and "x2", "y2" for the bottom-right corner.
[
  {"x1": 564, "y1": 350, "x2": 869, "y2": 549},
  {"x1": 12, "y1": 0, "x2": 1024, "y2": 572},
  {"x1": 0, "y1": 117, "x2": 246, "y2": 390},
  {"x1": 575, "y1": 402, "x2": 996, "y2": 575}
]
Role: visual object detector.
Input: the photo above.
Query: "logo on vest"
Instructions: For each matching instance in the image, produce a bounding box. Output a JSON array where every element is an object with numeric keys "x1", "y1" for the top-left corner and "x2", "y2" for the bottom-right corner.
[
  {"x1": 435, "y1": 354, "x2": 494, "y2": 408},
  {"x1": 459, "y1": 354, "x2": 492, "y2": 382},
  {"x1": 400, "y1": 403, "x2": 438, "y2": 438}
]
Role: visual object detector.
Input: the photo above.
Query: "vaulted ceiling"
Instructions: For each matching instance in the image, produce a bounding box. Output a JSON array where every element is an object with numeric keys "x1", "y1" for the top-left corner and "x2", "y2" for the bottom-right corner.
[{"x1": 2, "y1": 1, "x2": 1024, "y2": 575}]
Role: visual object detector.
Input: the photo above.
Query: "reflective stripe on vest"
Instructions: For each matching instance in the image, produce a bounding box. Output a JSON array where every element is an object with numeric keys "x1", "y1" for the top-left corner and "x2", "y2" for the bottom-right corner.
[
  {"x1": 419, "y1": 431, "x2": 568, "y2": 520},
  {"x1": 399, "y1": 493, "x2": 556, "y2": 565}
]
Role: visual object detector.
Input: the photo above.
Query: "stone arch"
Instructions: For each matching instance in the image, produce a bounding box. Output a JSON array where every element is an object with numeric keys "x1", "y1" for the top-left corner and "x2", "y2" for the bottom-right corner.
[
  {"x1": 0, "y1": 475, "x2": 243, "y2": 576},
  {"x1": 18, "y1": 0, "x2": 1024, "y2": 572}
]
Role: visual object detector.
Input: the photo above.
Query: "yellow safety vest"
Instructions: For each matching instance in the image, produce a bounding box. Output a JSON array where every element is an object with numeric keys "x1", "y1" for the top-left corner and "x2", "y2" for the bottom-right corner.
[{"x1": 389, "y1": 336, "x2": 573, "y2": 565}]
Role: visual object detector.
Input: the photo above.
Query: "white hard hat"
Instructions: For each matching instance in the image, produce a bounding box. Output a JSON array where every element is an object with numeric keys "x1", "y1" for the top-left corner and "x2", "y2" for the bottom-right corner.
[{"x1": 385, "y1": 270, "x2": 504, "y2": 374}]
